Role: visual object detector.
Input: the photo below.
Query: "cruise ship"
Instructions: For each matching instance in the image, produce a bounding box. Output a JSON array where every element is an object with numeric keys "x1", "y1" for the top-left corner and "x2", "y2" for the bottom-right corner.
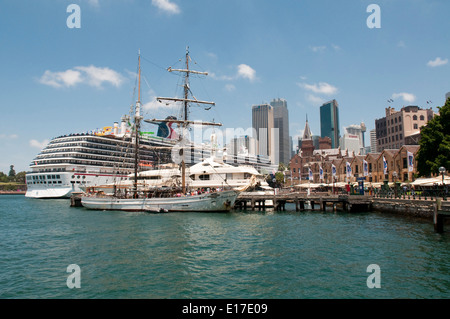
[
  {"x1": 25, "y1": 115, "x2": 177, "y2": 198},
  {"x1": 25, "y1": 116, "x2": 275, "y2": 199}
]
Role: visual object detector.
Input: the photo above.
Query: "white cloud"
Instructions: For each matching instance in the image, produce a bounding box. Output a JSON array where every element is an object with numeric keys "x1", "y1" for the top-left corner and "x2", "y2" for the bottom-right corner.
[
  {"x1": 306, "y1": 94, "x2": 325, "y2": 105},
  {"x1": 237, "y1": 64, "x2": 256, "y2": 81},
  {"x1": 298, "y1": 82, "x2": 338, "y2": 95},
  {"x1": 331, "y1": 44, "x2": 341, "y2": 51},
  {"x1": 427, "y1": 57, "x2": 448, "y2": 67},
  {"x1": 310, "y1": 45, "x2": 326, "y2": 53},
  {"x1": 152, "y1": 0, "x2": 180, "y2": 15},
  {"x1": 392, "y1": 92, "x2": 416, "y2": 103},
  {"x1": 397, "y1": 41, "x2": 406, "y2": 48},
  {"x1": 209, "y1": 72, "x2": 234, "y2": 81},
  {"x1": 30, "y1": 139, "x2": 49, "y2": 149},
  {"x1": 142, "y1": 89, "x2": 175, "y2": 111},
  {"x1": 210, "y1": 64, "x2": 257, "y2": 83},
  {"x1": 75, "y1": 65, "x2": 123, "y2": 88},
  {"x1": 39, "y1": 69, "x2": 83, "y2": 88},
  {"x1": 39, "y1": 66, "x2": 124, "y2": 89}
]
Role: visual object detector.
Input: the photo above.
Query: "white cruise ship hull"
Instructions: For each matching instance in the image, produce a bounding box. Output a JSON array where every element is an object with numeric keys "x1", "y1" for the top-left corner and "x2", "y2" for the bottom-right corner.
[
  {"x1": 81, "y1": 190, "x2": 239, "y2": 212},
  {"x1": 25, "y1": 171, "x2": 128, "y2": 199}
]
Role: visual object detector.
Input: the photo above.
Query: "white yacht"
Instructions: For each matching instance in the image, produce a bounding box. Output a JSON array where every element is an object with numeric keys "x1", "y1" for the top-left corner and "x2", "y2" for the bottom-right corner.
[{"x1": 92, "y1": 154, "x2": 272, "y2": 193}]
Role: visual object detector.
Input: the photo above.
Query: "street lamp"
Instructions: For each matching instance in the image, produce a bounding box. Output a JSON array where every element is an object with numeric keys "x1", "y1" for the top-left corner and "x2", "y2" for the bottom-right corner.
[{"x1": 392, "y1": 171, "x2": 398, "y2": 198}]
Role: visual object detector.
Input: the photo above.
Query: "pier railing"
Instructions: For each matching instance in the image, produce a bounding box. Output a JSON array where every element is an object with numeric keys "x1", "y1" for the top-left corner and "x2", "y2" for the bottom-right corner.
[{"x1": 373, "y1": 187, "x2": 448, "y2": 201}]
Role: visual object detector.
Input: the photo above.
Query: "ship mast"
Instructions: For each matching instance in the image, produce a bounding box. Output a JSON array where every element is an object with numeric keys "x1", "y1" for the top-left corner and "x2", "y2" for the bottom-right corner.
[
  {"x1": 156, "y1": 47, "x2": 217, "y2": 194},
  {"x1": 133, "y1": 50, "x2": 143, "y2": 198}
]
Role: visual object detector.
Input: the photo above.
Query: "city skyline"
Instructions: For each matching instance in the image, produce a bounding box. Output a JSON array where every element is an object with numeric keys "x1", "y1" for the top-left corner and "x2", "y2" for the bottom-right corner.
[{"x1": 1, "y1": 0, "x2": 449, "y2": 172}]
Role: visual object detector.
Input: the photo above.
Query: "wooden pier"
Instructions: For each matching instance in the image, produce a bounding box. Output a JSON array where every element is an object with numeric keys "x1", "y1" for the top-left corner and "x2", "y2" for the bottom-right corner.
[
  {"x1": 235, "y1": 193, "x2": 372, "y2": 212},
  {"x1": 235, "y1": 192, "x2": 450, "y2": 233}
]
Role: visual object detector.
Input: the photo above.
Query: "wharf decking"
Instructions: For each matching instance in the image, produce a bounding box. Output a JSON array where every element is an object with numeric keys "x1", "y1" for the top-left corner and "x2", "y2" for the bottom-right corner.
[{"x1": 235, "y1": 192, "x2": 450, "y2": 233}]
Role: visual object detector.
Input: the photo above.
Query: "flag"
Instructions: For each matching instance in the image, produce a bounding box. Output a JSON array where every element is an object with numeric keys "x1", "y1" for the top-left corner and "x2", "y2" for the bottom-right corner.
[
  {"x1": 363, "y1": 160, "x2": 368, "y2": 177},
  {"x1": 332, "y1": 164, "x2": 336, "y2": 177},
  {"x1": 319, "y1": 166, "x2": 323, "y2": 180},
  {"x1": 308, "y1": 168, "x2": 313, "y2": 180},
  {"x1": 407, "y1": 151, "x2": 414, "y2": 172},
  {"x1": 346, "y1": 162, "x2": 352, "y2": 178},
  {"x1": 383, "y1": 156, "x2": 387, "y2": 175}
]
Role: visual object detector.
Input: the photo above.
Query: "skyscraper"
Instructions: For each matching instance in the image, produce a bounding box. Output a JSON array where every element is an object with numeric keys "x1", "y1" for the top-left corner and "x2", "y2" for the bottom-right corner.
[
  {"x1": 370, "y1": 129, "x2": 377, "y2": 153},
  {"x1": 252, "y1": 104, "x2": 277, "y2": 164},
  {"x1": 270, "y1": 98, "x2": 290, "y2": 165},
  {"x1": 320, "y1": 99, "x2": 340, "y2": 148}
]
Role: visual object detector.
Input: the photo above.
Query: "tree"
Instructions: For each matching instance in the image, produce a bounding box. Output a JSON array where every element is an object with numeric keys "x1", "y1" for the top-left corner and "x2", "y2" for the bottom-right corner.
[
  {"x1": 0, "y1": 172, "x2": 9, "y2": 183},
  {"x1": 8, "y1": 165, "x2": 16, "y2": 179},
  {"x1": 15, "y1": 171, "x2": 26, "y2": 184},
  {"x1": 275, "y1": 172, "x2": 285, "y2": 185},
  {"x1": 416, "y1": 98, "x2": 450, "y2": 176}
]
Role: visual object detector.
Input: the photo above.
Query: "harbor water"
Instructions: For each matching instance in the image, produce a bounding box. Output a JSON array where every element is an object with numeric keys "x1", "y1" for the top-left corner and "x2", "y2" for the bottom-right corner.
[{"x1": 0, "y1": 195, "x2": 449, "y2": 299}]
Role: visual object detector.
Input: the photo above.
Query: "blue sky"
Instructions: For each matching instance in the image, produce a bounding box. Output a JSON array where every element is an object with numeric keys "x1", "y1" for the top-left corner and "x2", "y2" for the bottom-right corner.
[{"x1": 0, "y1": 0, "x2": 449, "y2": 173}]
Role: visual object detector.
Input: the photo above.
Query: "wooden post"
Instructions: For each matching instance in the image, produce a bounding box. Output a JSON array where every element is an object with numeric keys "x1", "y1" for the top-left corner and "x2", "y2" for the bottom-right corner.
[
  {"x1": 300, "y1": 201, "x2": 305, "y2": 210},
  {"x1": 321, "y1": 200, "x2": 326, "y2": 211},
  {"x1": 295, "y1": 198, "x2": 299, "y2": 212},
  {"x1": 433, "y1": 202, "x2": 444, "y2": 233}
]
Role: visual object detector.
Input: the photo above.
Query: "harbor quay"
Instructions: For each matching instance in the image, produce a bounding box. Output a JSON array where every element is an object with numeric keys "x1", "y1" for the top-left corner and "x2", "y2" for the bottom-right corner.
[{"x1": 234, "y1": 192, "x2": 450, "y2": 233}]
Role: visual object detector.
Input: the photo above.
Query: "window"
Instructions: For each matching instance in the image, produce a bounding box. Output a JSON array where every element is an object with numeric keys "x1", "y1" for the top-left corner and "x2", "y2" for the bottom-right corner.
[
  {"x1": 199, "y1": 174, "x2": 210, "y2": 181},
  {"x1": 420, "y1": 115, "x2": 424, "y2": 121},
  {"x1": 413, "y1": 115, "x2": 417, "y2": 121},
  {"x1": 395, "y1": 118, "x2": 398, "y2": 123},
  {"x1": 414, "y1": 124, "x2": 418, "y2": 129}
]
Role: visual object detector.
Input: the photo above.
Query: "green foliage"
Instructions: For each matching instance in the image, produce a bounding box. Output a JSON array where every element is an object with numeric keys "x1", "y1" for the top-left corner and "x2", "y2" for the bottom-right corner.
[
  {"x1": 416, "y1": 98, "x2": 450, "y2": 176},
  {"x1": 0, "y1": 169, "x2": 26, "y2": 183},
  {"x1": 8, "y1": 165, "x2": 16, "y2": 178},
  {"x1": 275, "y1": 172, "x2": 285, "y2": 184},
  {"x1": 15, "y1": 171, "x2": 26, "y2": 183},
  {"x1": 0, "y1": 172, "x2": 9, "y2": 183}
]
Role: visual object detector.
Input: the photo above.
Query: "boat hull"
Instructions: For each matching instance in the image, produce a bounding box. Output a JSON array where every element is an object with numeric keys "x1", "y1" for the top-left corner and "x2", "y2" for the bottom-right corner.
[{"x1": 81, "y1": 190, "x2": 239, "y2": 212}]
